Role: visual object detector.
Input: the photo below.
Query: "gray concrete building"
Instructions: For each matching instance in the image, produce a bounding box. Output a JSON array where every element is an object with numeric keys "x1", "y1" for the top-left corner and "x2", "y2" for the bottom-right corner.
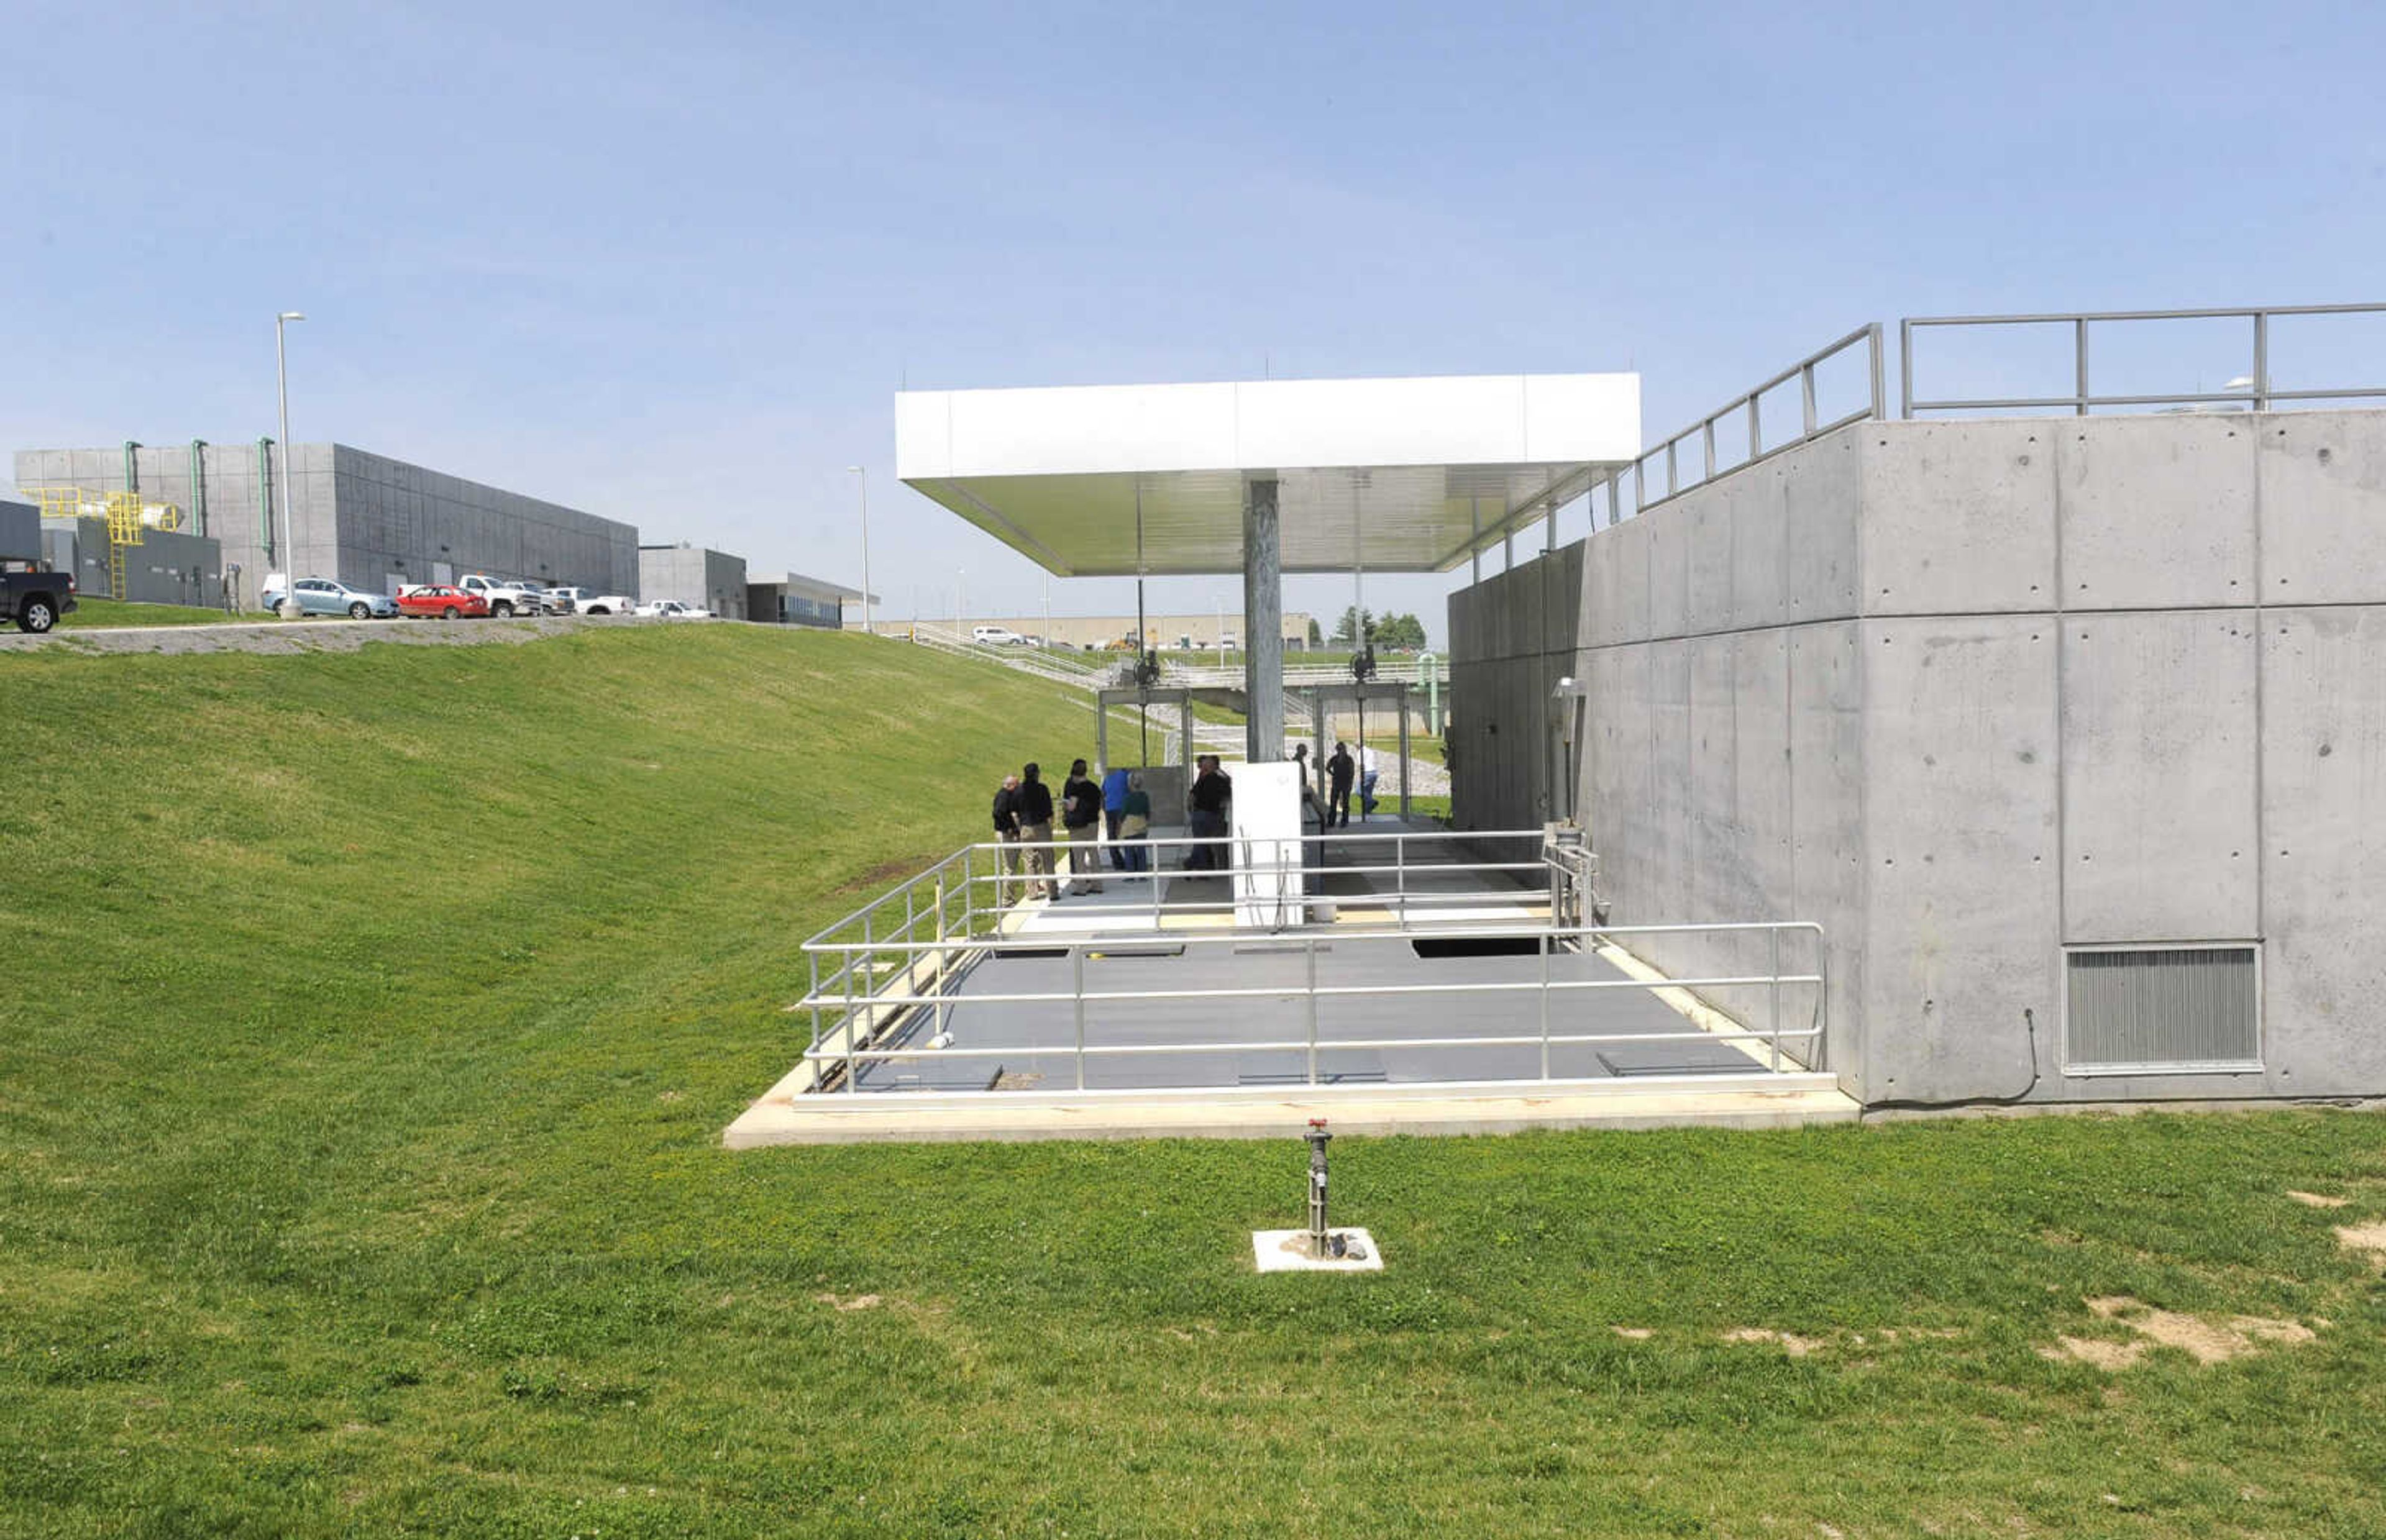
[
  {"x1": 12, "y1": 443, "x2": 638, "y2": 603},
  {"x1": 1453, "y1": 407, "x2": 2386, "y2": 1108},
  {"x1": 639, "y1": 543, "x2": 747, "y2": 619}
]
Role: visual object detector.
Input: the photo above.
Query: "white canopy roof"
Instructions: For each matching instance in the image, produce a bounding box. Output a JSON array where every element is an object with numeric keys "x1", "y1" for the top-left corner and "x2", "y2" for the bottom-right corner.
[{"x1": 896, "y1": 372, "x2": 1639, "y2": 576}]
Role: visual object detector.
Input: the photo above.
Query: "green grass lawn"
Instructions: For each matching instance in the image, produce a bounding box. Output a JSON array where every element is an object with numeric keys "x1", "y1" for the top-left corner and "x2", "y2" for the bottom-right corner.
[
  {"x1": 55, "y1": 595, "x2": 276, "y2": 627},
  {"x1": 4, "y1": 626, "x2": 2385, "y2": 1537}
]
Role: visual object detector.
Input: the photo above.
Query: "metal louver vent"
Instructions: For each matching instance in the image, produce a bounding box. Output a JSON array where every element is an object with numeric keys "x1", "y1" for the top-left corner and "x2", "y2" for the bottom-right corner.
[{"x1": 2064, "y1": 945, "x2": 2260, "y2": 1075}]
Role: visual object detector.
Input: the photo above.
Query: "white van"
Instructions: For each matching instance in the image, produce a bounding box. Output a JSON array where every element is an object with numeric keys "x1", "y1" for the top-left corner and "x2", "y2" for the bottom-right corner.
[{"x1": 971, "y1": 625, "x2": 1025, "y2": 645}]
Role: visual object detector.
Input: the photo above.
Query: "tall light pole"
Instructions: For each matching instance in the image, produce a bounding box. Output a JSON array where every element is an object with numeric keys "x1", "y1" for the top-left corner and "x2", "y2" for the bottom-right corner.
[
  {"x1": 1214, "y1": 592, "x2": 1224, "y2": 667},
  {"x1": 844, "y1": 464, "x2": 872, "y2": 633},
  {"x1": 274, "y1": 311, "x2": 305, "y2": 583}
]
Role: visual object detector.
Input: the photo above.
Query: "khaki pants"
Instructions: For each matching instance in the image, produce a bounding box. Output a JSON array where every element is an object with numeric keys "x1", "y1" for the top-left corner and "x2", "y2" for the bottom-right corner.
[
  {"x1": 995, "y1": 831, "x2": 1022, "y2": 905},
  {"x1": 1018, "y1": 821, "x2": 1056, "y2": 898},
  {"x1": 1066, "y1": 824, "x2": 1104, "y2": 891}
]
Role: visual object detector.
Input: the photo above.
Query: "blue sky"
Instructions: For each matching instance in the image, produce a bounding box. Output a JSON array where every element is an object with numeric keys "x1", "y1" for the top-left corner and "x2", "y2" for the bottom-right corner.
[{"x1": 6, "y1": 0, "x2": 2381, "y2": 637}]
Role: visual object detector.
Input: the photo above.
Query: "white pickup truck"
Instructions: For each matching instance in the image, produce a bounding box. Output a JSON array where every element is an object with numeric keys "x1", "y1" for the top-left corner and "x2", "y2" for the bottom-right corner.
[
  {"x1": 572, "y1": 591, "x2": 636, "y2": 616},
  {"x1": 457, "y1": 574, "x2": 542, "y2": 617}
]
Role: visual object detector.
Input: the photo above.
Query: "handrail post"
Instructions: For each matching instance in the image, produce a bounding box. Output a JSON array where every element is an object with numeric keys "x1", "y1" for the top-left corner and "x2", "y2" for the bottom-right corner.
[
  {"x1": 934, "y1": 872, "x2": 948, "y2": 1041},
  {"x1": 2253, "y1": 311, "x2": 2270, "y2": 411},
  {"x1": 1538, "y1": 931, "x2": 1552, "y2": 1080},
  {"x1": 1396, "y1": 834, "x2": 1408, "y2": 926},
  {"x1": 1768, "y1": 926, "x2": 1783, "y2": 1072},
  {"x1": 844, "y1": 941, "x2": 860, "y2": 1094},
  {"x1": 1072, "y1": 944, "x2": 1087, "y2": 1091},
  {"x1": 1868, "y1": 321, "x2": 1886, "y2": 422},
  {"x1": 1898, "y1": 320, "x2": 1913, "y2": 418},
  {"x1": 1305, "y1": 936, "x2": 1319, "y2": 1086},
  {"x1": 1803, "y1": 360, "x2": 1819, "y2": 434},
  {"x1": 1748, "y1": 391, "x2": 1763, "y2": 463},
  {"x1": 2073, "y1": 317, "x2": 2090, "y2": 416}
]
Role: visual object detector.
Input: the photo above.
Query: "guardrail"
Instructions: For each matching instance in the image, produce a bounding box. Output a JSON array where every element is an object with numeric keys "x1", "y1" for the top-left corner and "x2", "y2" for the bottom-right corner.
[
  {"x1": 795, "y1": 829, "x2": 1825, "y2": 1096},
  {"x1": 1901, "y1": 303, "x2": 2386, "y2": 417},
  {"x1": 1569, "y1": 324, "x2": 1886, "y2": 534}
]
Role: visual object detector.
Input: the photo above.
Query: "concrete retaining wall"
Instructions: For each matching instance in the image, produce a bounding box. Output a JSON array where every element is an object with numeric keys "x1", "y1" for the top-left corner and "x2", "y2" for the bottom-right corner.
[{"x1": 1454, "y1": 409, "x2": 2386, "y2": 1105}]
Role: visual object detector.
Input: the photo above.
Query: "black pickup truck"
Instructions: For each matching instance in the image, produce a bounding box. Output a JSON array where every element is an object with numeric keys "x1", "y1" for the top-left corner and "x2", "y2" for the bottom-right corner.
[{"x1": 1, "y1": 558, "x2": 76, "y2": 633}]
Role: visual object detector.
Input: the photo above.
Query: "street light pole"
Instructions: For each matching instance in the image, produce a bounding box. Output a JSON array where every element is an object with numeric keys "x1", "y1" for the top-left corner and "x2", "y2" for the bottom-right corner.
[
  {"x1": 274, "y1": 312, "x2": 304, "y2": 588},
  {"x1": 844, "y1": 464, "x2": 871, "y2": 633}
]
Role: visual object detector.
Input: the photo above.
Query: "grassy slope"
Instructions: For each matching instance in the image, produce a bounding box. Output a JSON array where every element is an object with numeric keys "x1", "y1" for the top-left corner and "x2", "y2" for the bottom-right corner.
[
  {"x1": 53, "y1": 596, "x2": 278, "y2": 627},
  {"x1": 1, "y1": 628, "x2": 2384, "y2": 1538}
]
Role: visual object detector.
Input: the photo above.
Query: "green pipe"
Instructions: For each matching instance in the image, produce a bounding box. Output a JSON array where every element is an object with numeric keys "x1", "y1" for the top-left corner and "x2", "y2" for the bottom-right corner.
[
  {"x1": 257, "y1": 438, "x2": 275, "y2": 562},
  {"x1": 122, "y1": 440, "x2": 141, "y2": 497},
  {"x1": 190, "y1": 440, "x2": 208, "y2": 539}
]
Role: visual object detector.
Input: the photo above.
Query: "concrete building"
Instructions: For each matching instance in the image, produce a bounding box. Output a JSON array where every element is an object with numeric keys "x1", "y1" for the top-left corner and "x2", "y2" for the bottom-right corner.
[
  {"x1": 748, "y1": 572, "x2": 871, "y2": 627},
  {"x1": 640, "y1": 543, "x2": 747, "y2": 619},
  {"x1": 12, "y1": 443, "x2": 638, "y2": 603},
  {"x1": 1453, "y1": 406, "x2": 2386, "y2": 1108},
  {"x1": 953, "y1": 611, "x2": 1318, "y2": 650}
]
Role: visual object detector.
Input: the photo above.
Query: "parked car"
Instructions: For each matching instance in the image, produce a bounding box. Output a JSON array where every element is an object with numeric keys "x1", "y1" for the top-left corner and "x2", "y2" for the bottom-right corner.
[
  {"x1": 1, "y1": 556, "x2": 76, "y2": 633},
  {"x1": 262, "y1": 576, "x2": 400, "y2": 620},
  {"x1": 456, "y1": 574, "x2": 542, "y2": 617},
  {"x1": 573, "y1": 593, "x2": 636, "y2": 616},
  {"x1": 394, "y1": 584, "x2": 490, "y2": 619},
  {"x1": 635, "y1": 599, "x2": 711, "y2": 619},
  {"x1": 971, "y1": 624, "x2": 1026, "y2": 645},
  {"x1": 544, "y1": 586, "x2": 595, "y2": 614},
  {"x1": 513, "y1": 580, "x2": 559, "y2": 615}
]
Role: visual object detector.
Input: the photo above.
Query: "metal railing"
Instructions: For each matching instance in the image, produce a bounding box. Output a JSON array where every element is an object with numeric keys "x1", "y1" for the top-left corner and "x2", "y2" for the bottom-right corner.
[
  {"x1": 1901, "y1": 303, "x2": 2386, "y2": 417},
  {"x1": 1567, "y1": 324, "x2": 1886, "y2": 533},
  {"x1": 795, "y1": 829, "x2": 1826, "y2": 1097},
  {"x1": 906, "y1": 622, "x2": 1114, "y2": 691}
]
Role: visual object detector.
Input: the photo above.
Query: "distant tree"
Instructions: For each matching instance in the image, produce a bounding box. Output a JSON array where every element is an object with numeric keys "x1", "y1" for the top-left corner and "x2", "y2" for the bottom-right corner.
[
  {"x1": 1332, "y1": 605, "x2": 1375, "y2": 645},
  {"x1": 1306, "y1": 616, "x2": 1323, "y2": 647},
  {"x1": 1375, "y1": 612, "x2": 1427, "y2": 649}
]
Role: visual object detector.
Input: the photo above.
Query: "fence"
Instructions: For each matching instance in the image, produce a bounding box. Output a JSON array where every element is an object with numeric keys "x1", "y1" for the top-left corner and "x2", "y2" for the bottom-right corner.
[
  {"x1": 794, "y1": 828, "x2": 1826, "y2": 1096},
  {"x1": 1901, "y1": 302, "x2": 2386, "y2": 417}
]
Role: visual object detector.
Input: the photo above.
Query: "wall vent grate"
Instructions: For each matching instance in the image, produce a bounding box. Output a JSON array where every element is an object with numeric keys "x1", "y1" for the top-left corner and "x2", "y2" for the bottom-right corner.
[{"x1": 2064, "y1": 944, "x2": 2260, "y2": 1075}]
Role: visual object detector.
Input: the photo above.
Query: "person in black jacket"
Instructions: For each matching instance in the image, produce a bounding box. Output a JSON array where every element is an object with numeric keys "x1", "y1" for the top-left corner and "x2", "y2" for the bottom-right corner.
[
  {"x1": 1017, "y1": 762, "x2": 1058, "y2": 900},
  {"x1": 1325, "y1": 742, "x2": 1356, "y2": 829},
  {"x1": 1061, "y1": 757, "x2": 1105, "y2": 896},
  {"x1": 990, "y1": 773, "x2": 1023, "y2": 904},
  {"x1": 1187, "y1": 754, "x2": 1232, "y2": 873}
]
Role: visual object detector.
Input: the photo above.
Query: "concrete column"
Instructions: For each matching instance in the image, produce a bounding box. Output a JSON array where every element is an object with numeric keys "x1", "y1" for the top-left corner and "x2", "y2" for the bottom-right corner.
[{"x1": 1243, "y1": 477, "x2": 1284, "y2": 763}]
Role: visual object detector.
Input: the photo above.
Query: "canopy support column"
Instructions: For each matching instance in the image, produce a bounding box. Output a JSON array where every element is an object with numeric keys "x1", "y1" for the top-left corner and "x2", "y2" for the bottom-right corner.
[{"x1": 1243, "y1": 477, "x2": 1283, "y2": 763}]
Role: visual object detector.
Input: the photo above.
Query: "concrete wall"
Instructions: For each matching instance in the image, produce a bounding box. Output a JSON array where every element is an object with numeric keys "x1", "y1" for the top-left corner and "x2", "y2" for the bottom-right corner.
[
  {"x1": 12, "y1": 444, "x2": 639, "y2": 598},
  {"x1": 1453, "y1": 409, "x2": 2386, "y2": 1106},
  {"x1": 1447, "y1": 542, "x2": 1582, "y2": 830},
  {"x1": 639, "y1": 545, "x2": 747, "y2": 618}
]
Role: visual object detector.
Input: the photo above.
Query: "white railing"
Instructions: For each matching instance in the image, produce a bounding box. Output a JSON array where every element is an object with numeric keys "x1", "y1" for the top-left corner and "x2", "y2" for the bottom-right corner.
[{"x1": 795, "y1": 828, "x2": 1826, "y2": 1097}]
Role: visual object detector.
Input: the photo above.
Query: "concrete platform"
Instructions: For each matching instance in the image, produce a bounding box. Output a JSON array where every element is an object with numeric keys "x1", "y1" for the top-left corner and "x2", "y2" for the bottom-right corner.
[{"x1": 723, "y1": 1075, "x2": 1857, "y2": 1147}]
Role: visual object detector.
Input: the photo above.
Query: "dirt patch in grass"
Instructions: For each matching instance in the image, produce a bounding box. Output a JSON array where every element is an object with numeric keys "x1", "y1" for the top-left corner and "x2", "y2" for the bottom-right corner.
[
  {"x1": 1612, "y1": 1326, "x2": 1653, "y2": 1341},
  {"x1": 2288, "y1": 1190, "x2": 2351, "y2": 1208},
  {"x1": 2333, "y1": 1219, "x2": 2386, "y2": 1259},
  {"x1": 1722, "y1": 1328, "x2": 1826, "y2": 1357},
  {"x1": 2041, "y1": 1336, "x2": 2149, "y2": 1370},
  {"x1": 2082, "y1": 1296, "x2": 2315, "y2": 1366},
  {"x1": 815, "y1": 1292, "x2": 882, "y2": 1311}
]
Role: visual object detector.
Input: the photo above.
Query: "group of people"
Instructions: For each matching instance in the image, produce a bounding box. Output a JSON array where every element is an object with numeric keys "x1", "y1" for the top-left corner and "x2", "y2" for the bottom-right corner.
[
  {"x1": 1292, "y1": 739, "x2": 1381, "y2": 829},
  {"x1": 986, "y1": 740, "x2": 1381, "y2": 903},
  {"x1": 989, "y1": 757, "x2": 1161, "y2": 901}
]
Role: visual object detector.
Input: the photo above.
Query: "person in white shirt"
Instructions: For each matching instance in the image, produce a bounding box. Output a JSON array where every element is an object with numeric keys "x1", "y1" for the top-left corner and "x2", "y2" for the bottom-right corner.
[{"x1": 1359, "y1": 744, "x2": 1381, "y2": 819}]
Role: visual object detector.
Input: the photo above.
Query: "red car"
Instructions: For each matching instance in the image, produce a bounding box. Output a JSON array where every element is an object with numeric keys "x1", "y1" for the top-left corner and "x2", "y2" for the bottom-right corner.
[{"x1": 395, "y1": 584, "x2": 491, "y2": 619}]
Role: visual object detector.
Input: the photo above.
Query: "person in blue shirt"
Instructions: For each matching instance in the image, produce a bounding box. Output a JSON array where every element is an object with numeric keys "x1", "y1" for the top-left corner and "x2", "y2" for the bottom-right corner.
[{"x1": 1101, "y1": 761, "x2": 1133, "y2": 872}]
